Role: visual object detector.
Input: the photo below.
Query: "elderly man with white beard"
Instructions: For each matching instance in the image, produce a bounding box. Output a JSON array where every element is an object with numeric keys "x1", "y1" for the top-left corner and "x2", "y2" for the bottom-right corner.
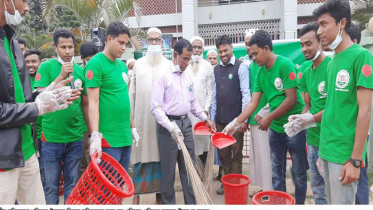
[
  {"x1": 186, "y1": 36, "x2": 213, "y2": 165},
  {"x1": 129, "y1": 27, "x2": 172, "y2": 205}
]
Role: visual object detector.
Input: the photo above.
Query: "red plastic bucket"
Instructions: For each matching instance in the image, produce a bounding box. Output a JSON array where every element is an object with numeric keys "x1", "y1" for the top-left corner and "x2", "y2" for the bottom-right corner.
[
  {"x1": 221, "y1": 174, "x2": 251, "y2": 204},
  {"x1": 66, "y1": 152, "x2": 134, "y2": 204},
  {"x1": 252, "y1": 190, "x2": 295, "y2": 205}
]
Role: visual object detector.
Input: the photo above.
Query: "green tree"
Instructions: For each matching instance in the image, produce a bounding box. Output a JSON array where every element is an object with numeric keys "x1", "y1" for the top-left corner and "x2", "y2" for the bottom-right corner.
[{"x1": 352, "y1": 0, "x2": 373, "y2": 30}]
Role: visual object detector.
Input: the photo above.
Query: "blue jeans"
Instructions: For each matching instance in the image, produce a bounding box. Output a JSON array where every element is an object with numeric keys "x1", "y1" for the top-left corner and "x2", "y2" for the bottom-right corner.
[
  {"x1": 102, "y1": 146, "x2": 132, "y2": 172},
  {"x1": 356, "y1": 153, "x2": 369, "y2": 204},
  {"x1": 307, "y1": 144, "x2": 327, "y2": 204},
  {"x1": 269, "y1": 129, "x2": 308, "y2": 204},
  {"x1": 37, "y1": 138, "x2": 45, "y2": 187},
  {"x1": 41, "y1": 140, "x2": 83, "y2": 204}
]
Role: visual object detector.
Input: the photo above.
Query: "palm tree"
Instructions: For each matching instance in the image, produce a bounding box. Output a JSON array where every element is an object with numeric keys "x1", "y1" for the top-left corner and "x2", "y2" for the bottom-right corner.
[
  {"x1": 351, "y1": 0, "x2": 373, "y2": 30},
  {"x1": 42, "y1": 0, "x2": 144, "y2": 49},
  {"x1": 21, "y1": 31, "x2": 53, "y2": 49}
]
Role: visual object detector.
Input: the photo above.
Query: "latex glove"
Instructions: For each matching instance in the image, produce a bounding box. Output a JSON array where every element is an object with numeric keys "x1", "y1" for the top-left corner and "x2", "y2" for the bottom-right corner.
[
  {"x1": 223, "y1": 117, "x2": 242, "y2": 136},
  {"x1": 171, "y1": 121, "x2": 184, "y2": 150},
  {"x1": 90, "y1": 131, "x2": 103, "y2": 163},
  {"x1": 132, "y1": 128, "x2": 140, "y2": 147},
  {"x1": 284, "y1": 112, "x2": 316, "y2": 137},
  {"x1": 257, "y1": 104, "x2": 270, "y2": 117},
  {"x1": 35, "y1": 82, "x2": 72, "y2": 116}
]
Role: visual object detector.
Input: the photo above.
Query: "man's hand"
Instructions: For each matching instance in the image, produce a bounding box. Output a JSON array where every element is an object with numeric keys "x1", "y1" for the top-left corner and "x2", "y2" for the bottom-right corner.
[
  {"x1": 238, "y1": 122, "x2": 248, "y2": 133},
  {"x1": 58, "y1": 63, "x2": 74, "y2": 80},
  {"x1": 340, "y1": 162, "x2": 360, "y2": 185},
  {"x1": 258, "y1": 116, "x2": 273, "y2": 131},
  {"x1": 90, "y1": 131, "x2": 103, "y2": 163},
  {"x1": 254, "y1": 114, "x2": 262, "y2": 124},
  {"x1": 132, "y1": 128, "x2": 140, "y2": 147},
  {"x1": 54, "y1": 76, "x2": 82, "y2": 102},
  {"x1": 223, "y1": 117, "x2": 242, "y2": 136},
  {"x1": 171, "y1": 124, "x2": 183, "y2": 142},
  {"x1": 205, "y1": 119, "x2": 215, "y2": 132},
  {"x1": 204, "y1": 111, "x2": 209, "y2": 116}
]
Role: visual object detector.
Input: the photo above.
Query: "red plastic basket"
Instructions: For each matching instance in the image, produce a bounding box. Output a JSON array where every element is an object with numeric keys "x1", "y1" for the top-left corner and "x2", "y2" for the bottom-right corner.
[
  {"x1": 252, "y1": 190, "x2": 295, "y2": 205},
  {"x1": 221, "y1": 174, "x2": 251, "y2": 204},
  {"x1": 65, "y1": 152, "x2": 134, "y2": 204}
]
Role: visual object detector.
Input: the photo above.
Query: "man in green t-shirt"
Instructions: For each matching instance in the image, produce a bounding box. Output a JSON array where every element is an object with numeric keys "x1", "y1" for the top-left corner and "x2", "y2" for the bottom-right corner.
[
  {"x1": 34, "y1": 29, "x2": 85, "y2": 204},
  {"x1": 24, "y1": 49, "x2": 44, "y2": 184},
  {"x1": 243, "y1": 31, "x2": 272, "y2": 191},
  {"x1": 0, "y1": 0, "x2": 81, "y2": 205},
  {"x1": 289, "y1": 0, "x2": 373, "y2": 204},
  {"x1": 87, "y1": 21, "x2": 139, "y2": 172},
  {"x1": 291, "y1": 22, "x2": 330, "y2": 204},
  {"x1": 224, "y1": 30, "x2": 307, "y2": 204}
]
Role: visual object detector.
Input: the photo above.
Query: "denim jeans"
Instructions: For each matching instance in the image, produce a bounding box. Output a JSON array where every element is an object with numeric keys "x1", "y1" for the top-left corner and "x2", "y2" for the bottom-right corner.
[
  {"x1": 269, "y1": 129, "x2": 308, "y2": 204},
  {"x1": 102, "y1": 146, "x2": 132, "y2": 172},
  {"x1": 41, "y1": 140, "x2": 83, "y2": 204},
  {"x1": 307, "y1": 144, "x2": 327, "y2": 204},
  {"x1": 37, "y1": 138, "x2": 45, "y2": 187},
  {"x1": 320, "y1": 158, "x2": 358, "y2": 204},
  {"x1": 355, "y1": 154, "x2": 369, "y2": 204}
]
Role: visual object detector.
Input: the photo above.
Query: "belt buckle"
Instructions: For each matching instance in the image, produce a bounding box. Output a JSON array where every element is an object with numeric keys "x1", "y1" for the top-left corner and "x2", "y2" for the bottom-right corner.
[{"x1": 181, "y1": 115, "x2": 187, "y2": 120}]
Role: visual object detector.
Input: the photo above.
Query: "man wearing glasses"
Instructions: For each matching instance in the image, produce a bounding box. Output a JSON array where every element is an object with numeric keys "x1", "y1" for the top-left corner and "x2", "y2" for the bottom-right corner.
[
  {"x1": 210, "y1": 34, "x2": 251, "y2": 195},
  {"x1": 129, "y1": 27, "x2": 173, "y2": 205},
  {"x1": 151, "y1": 39, "x2": 213, "y2": 204}
]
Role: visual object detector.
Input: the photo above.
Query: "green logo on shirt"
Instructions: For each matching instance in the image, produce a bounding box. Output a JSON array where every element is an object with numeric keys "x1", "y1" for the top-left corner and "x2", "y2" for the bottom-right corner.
[
  {"x1": 228, "y1": 73, "x2": 233, "y2": 80},
  {"x1": 189, "y1": 84, "x2": 193, "y2": 92}
]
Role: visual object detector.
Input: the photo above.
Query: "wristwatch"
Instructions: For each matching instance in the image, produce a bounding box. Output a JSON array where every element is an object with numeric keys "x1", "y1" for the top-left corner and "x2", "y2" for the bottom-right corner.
[{"x1": 349, "y1": 158, "x2": 363, "y2": 168}]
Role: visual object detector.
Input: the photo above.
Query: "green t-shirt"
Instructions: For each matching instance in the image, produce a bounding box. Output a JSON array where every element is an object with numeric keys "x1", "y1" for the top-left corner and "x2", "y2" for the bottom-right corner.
[
  {"x1": 299, "y1": 56, "x2": 331, "y2": 147},
  {"x1": 80, "y1": 66, "x2": 88, "y2": 133},
  {"x1": 30, "y1": 76, "x2": 43, "y2": 139},
  {"x1": 249, "y1": 61, "x2": 268, "y2": 125},
  {"x1": 5, "y1": 37, "x2": 35, "y2": 164},
  {"x1": 253, "y1": 55, "x2": 304, "y2": 133},
  {"x1": 85, "y1": 53, "x2": 132, "y2": 147},
  {"x1": 320, "y1": 44, "x2": 373, "y2": 164},
  {"x1": 34, "y1": 59, "x2": 83, "y2": 143},
  {"x1": 297, "y1": 61, "x2": 313, "y2": 87}
]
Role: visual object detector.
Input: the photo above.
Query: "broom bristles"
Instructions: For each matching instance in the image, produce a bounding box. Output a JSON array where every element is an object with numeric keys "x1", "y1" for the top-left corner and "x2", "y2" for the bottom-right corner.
[
  {"x1": 203, "y1": 141, "x2": 215, "y2": 194},
  {"x1": 178, "y1": 139, "x2": 214, "y2": 205}
]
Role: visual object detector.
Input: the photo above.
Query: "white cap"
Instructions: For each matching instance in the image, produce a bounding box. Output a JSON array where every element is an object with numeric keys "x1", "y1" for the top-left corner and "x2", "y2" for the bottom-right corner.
[
  {"x1": 190, "y1": 36, "x2": 205, "y2": 47},
  {"x1": 207, "y1": 50, "x2": 218, "y2": 57},
  {"x1": 147, "y1": 27, "x2": 162, "y2": 36},
  {"x1": 245, "y1": 29, "x2": 258, "y2": 39},
  {"x1": 126, "y1": 58, "x2": 136, "y2": 66}
]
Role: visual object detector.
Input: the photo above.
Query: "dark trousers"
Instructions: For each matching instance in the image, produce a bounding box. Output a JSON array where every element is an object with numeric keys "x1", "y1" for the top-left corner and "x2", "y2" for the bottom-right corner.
[
  {"x1": 78, "y1": 132, "x2": 90, "y2": 179},
  {"x1": 157, "y1": 117, "x2": 196, "y2": 205},
  {"x1": 216, "y1": 122, "x2": 244, "y2": 175}
]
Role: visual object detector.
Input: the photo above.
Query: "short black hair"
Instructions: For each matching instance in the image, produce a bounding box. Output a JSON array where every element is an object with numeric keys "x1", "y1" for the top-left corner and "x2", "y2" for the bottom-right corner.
[
  {"x1": 299, "y1": 22, "x2": 320, "y2": 41},
  {"x1": 16, "y1": 37, "x2": 26, "y2": 46},
  {"x1": 215, "y1": 35, "x2": 231, "y2": 49},
  {"x1": 249, "y1": 30, "x2": 273, "y2": 51},
  {"x1": 53, "y1": 29, "x2": 75, "y2": 46},
  {"x1": 313, "y1": 0, "x2": 351, "y2": 31},
  {"x1": 24, "y1": 49, "x2": 42, "y2": 61},
  {"x1": 80, "y1": 42, "x2": 99, "y2": 58},
  {"x1": 349, "y1": 23, "x2": 361, "y2": 44},
  {"x1": 174, "y1": 39, "x2": 193, "y2": 55},
  {"x1": 107, "y1": 21, "x2": 131, "y2": 39}
]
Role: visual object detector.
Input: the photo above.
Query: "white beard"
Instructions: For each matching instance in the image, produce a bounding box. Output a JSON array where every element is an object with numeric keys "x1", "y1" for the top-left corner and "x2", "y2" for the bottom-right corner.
[
  {"x1": 191, "y1": 61, "x2": 199, "y2": 74},
  {"x1": 146, "y1": 52, "x2": 163, "y2": 66}
]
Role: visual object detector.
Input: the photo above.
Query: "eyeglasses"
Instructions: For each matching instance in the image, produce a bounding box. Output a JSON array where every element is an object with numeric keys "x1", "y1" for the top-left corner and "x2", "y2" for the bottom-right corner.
[
  {"x1": 148, "y1": 38, "x2": 162, "y2": 44},
  {"x1": 193, "y1": 45, "x2": 203, "y2": 50}
]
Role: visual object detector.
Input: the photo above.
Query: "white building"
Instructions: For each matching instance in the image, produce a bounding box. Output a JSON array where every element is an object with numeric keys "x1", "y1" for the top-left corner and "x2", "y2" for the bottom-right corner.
[{"x1": 127, "y1": 0, "x2": 326, "y2": 47}]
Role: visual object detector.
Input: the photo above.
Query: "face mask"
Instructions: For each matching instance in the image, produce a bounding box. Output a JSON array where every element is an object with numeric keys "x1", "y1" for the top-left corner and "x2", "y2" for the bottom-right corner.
[
  {"x1": 311, "y1": 44, "x2": 322, "y2": 61},
  {"x1": 329, "y1": 22, "x2": 343, "y2": 50},
  {"x1": 4, "y1": 0, "x2": 23, "y2": 25},
  {"x1": 324, "y1": 50, "x2": 335, "y2": 58},
  {"x1": 191, "y1": 54, "x2": 201, "y2": 63},
  {"x1": 56, "y1": 50, "x2": 74, "y2": 64},
  {"x1": 148, "y1": 45, "x2": 162, "y2": 55},
  {"x1": 174, "y1": 55, "x2": 182, "y2": 72},
  {"x1": 128, "y1": 70, "x2": 133, "y2": 79}
]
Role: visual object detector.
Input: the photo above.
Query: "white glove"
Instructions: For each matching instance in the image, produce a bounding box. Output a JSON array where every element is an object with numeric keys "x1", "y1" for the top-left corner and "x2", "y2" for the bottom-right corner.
[
  {"x1": 35, "y1": 82, "x2": 72, "y2": 116},
  {"x1": 171, "y1": 121, "x2": 184, "y2": 150},
  {"x1": 132, "y1": 128, "x2": 140, "y2": 147},
  {"x1": 257, "y1": 104, "x2": 270, "y2": 117},
  {"x1": 90, "y1": 131, "x2": 103, "y2": 163},
  {"x1": 223, "y1": 117, "x2": 242, "y2": 136},
  {"x1": 284, "y1": 112, "x2": 316, "y2": 137},
  {"x1": 316, "y1": 157, "x2": 323, "y2": 177}
]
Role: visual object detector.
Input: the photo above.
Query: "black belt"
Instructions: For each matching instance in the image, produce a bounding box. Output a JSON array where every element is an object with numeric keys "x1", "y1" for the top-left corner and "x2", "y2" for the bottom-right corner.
[{"x1": 167, "y1": 115, "x2": 188, "y2": 120}]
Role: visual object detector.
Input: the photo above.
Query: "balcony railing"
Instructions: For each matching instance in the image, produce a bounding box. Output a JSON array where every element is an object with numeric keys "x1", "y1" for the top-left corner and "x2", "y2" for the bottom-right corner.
[{"x1": 198, "y1": 0, "x2": 273, "y2": 7}]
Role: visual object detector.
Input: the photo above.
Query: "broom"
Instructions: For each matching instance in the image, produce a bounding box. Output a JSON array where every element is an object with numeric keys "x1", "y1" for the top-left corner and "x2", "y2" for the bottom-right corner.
[
  {"x1": 202, "y1": 140, "x2": 215, "y2": 194},
  {"x1": 177, "y1": 138, "x2": 214, "y2": 205}
]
